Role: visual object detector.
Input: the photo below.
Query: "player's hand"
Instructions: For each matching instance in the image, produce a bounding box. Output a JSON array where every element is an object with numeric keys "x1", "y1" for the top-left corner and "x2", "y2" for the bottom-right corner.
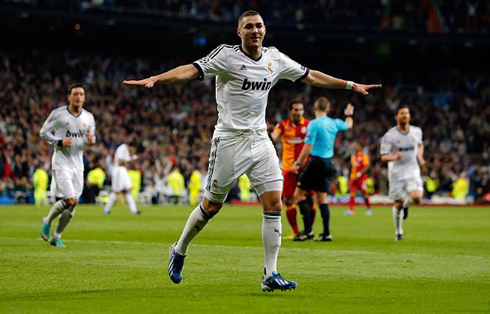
[
  {"x1": 394, "y1": 151, "x2": 402, "y2": 161},
  {"x1": 418, "y1": 156, "x2": 426, "y2": 166},
  {"x1": 291, "y1": 162, "x2": 300, "y2": 174},
  {"x1": 352, "y1": 83, "x2": 382, "y2": 96},
  {"x1": 344, "y1": 103, "x2": 354, "y2": 116},
  {"x1": 62, "y1": 138, "x2": 72, "y2": 147},
  {"x1": 123, "y1": 76, "x2": 157, "y2": 89},
  {"x1": 86, "y1": 131, "x2": 95, "y2": 145}
]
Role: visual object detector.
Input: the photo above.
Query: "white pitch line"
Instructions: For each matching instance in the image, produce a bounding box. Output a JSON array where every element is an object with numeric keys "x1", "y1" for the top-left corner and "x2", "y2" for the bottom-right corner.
[{"x1": 1, "y1": 237, "x2": 485, "y2": 260}]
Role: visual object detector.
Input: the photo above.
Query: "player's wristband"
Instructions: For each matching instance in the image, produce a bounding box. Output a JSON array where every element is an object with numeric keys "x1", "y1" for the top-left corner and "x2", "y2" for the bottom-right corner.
[
  {"x1": 345, "y1": 81, "x2": 354, "y2": 90},
  {"x1": 345, "y1": 113, "x2": 353, "y2": 117}
]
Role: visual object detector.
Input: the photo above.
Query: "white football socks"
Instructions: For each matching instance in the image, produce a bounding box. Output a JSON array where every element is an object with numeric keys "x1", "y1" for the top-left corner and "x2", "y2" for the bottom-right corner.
[
  {"x1": 402, "y1": 197, "x2": 411, "y2": 209},
  {"x1": 175, "y1": 205, "x2": 211, "y2": 255},
  {"x1": 392, "y1": 206, "x2": 403, "y2": 235},
  {"x1": 125, "y1": 193, "x2": 138, "y2": 214},
  {"x1": 263, "y1": 211, "x2": 282, "y2": 278},
  {"x1": 104, "y1": 192, "x2": 117, "y2": 213},
  {"x1": 54, "y1": 207, "x2": 74, "y2": 239},
  {"x1": 43, "y1": 200, "x2": 68, "y2": 225}
]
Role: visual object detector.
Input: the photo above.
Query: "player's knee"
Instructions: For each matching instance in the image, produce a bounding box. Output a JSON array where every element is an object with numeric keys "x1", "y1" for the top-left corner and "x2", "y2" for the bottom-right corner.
[
  {"x1": 202, "y1": 198, "x2": 222, "y2": 217},
  {"x1": 65, "y1": 198, "x2": 77, "y2": 207},
  {"x1": 394, "y1": 200, "x2": 403, "y2": 210},
  {"x1": 263, "y1": 198, "x2": 282, "y2": 213},
  {"x1": 284, "y1": 198, "x2": 294, "y2": 206}
]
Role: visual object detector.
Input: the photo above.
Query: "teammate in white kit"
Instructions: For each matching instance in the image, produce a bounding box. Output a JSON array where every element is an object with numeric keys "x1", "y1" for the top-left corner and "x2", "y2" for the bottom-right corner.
[
  {"x1": 39, "y1": 84, "x2": 96, "y2": 247},
  {"x1": 124, "y1": 10, "x2": 381, "y2": 291},
  {"x1": 380, "y1": 105, "x2": 425, "y2": 241},
  {"x1": 103, "y1": 143, "x2": 140, "y2": 215}
]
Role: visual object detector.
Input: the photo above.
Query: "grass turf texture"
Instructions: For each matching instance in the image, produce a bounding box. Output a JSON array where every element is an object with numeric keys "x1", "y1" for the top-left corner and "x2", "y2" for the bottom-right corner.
[{"x1": 0, "y1": 205, "x2": 489, "y2": 313}]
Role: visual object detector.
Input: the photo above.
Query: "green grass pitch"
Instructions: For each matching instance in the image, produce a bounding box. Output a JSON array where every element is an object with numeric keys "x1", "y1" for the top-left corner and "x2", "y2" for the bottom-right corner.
[{"x1": 0, "y1": 204, "x2": 489, "y2": 313}]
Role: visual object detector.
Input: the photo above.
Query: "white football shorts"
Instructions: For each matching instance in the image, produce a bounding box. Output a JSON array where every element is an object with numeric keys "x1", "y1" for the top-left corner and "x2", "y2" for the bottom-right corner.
[
  {"x1": 51, "y1": 168, "x2": 84, "y2": 199},
  {"x1": 112, "y1": 166, "x2": 132, "y2": 192},
  {"x1": 389, "y1": 175, "x2": 423, "y2": 200},
  {"x1": 204, "y1": 129, "x2": 283, "y2": 203}
]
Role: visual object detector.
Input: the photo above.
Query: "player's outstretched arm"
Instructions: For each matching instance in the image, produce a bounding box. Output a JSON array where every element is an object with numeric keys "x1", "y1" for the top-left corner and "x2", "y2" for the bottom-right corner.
[
  {"x1": 302, "y1": 70, "x2": 381, "y2": 95},
  {"x1": 124, "y1": 64, "x2": 199, "y2": 88}
]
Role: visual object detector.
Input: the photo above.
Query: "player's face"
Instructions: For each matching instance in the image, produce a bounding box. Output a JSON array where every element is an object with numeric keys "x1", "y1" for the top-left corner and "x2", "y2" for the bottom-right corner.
[
  {"x1": 354, "y1": 143, "x2": 361, "y2": 152},
  {"x1": 290, "y1": 103, "x2": 304, "y2": 123},
  {"x1": 395, "y1": 108, "x2": 410, "y2": 125},
  {"x1": 68, "y1": 87, "x2": 85, "y2": 108},
  {"x1": 237, "y1": 15, "x2": 266, "y2": 50}
]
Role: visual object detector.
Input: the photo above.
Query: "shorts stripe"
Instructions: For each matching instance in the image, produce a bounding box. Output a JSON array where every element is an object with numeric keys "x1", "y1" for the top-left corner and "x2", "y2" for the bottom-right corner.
[{"x1": 206, "y1": 137, "x2": 220, "y2": 191}]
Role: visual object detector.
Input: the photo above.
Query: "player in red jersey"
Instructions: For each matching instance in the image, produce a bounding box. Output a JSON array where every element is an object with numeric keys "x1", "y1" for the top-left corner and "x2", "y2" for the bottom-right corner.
[
  {"x1": 271, "y1": 101, "x2": 316, "y2": 239},
  {"x1": 346, "y1": 143, "x2": 372, "y2": 216}
]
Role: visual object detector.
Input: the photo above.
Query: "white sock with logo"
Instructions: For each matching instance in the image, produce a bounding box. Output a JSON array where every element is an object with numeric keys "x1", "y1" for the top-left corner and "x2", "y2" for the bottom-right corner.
[
  {"x1": 392, "y1": 206, "x2": 403, "y2": 235},
  {"x1": 104, "y1": 192, "x2": 117, "y2": 213},
  {"x1": 175, "y1": 204, "x2": 211, "y2": 255},
  {"x1": 263, "y1": 211, "x2": 282, "y2": 278}
]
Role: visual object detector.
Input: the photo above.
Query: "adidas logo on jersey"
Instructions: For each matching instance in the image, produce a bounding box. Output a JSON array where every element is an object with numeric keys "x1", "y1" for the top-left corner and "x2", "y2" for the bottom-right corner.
[
  {"x1": 241, "y1": 78, "x2": 272, "y2": 91},
  {"x1": 239, "y1": 65, "x2": 247, "y2": 71},
  {"x1": 66, "y1": 130, "x2": 84, "y2": 138}
]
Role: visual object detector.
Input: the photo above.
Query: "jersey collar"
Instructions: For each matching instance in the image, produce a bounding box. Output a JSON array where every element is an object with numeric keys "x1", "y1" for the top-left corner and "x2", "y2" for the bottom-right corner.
[
  {"x1": 67, "y1": 106, "x2": 83, "y2": 118},
  {"x1": 239, "y1": 45, "x2": 262, "y2": 62},
  {"x1": 396, "y1": 125, "x2": 410, "y2": 135}
]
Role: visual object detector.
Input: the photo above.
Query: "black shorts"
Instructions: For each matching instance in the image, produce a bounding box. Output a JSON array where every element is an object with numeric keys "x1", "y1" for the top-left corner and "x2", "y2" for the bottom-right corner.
[{"x1": 297, "y1": 156, "x2": 336, "y2": 193}]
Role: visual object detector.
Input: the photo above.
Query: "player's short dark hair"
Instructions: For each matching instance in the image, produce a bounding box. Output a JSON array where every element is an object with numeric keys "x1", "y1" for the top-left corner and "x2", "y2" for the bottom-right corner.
[
  {"x1": 68, "y1": 83, "x2": 85, "y2": 95},
  {"x1": 238, "y1": 10, "x2": 261, "y2": 27},
  {"x1": 314, "y1": 97, "x2": 330, "y2": 112},
  {"x1": 396, "y1": 104, "x2": 410, "y2": 115},
  {"x1": 289, "y1": 100, "x2": 304, "y2": 111}
]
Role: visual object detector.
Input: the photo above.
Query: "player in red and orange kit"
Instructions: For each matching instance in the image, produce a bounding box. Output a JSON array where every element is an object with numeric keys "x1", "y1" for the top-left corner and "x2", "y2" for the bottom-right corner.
[
  {"x1": 346, "y1": 143, "x2": 372, "y2": 216},
  {"x1": 271, "y1": 101, "x2": 316, "y2": 239}
]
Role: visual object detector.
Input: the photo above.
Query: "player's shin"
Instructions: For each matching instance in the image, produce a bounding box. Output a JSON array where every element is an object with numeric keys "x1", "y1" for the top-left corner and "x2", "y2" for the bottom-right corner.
[
  {"x1": 263, "y1": 211, "x2": 282, "y2": 278},
  {"x1": 285, "y1": 204, "x2": 299, "y2": 235},
  {"x1": 53, "y1": 207, "x2": 74, "y2": 238},
  {"x1": 297, "y1": 200, "x2": 312, "y2": 233},
  {"x1": 319, "y1": 204, "x2": 331, "y2": 236},
  {"x1": 104, "y1": 192, "x2": 117, "y2": 213},
  {"x1": 175, "y1": 204, "x2": 211, "y2": 255},
  {"x1": 125, "y1": 193, "x2": 138, "y2": 213},
  {"x1": 43, "y1": 200, "x2": 69, "y2": 225},
  {"x1": 392, "y1": 206, "x2": 403, "y2": 235}
]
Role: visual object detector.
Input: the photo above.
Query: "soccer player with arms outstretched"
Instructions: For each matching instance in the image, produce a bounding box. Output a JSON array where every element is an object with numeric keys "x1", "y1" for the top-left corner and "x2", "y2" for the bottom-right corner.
[
  {"x1": 380, "y1": 105, "x2": 424, "y2": 241},
  {"x1": 39, "y1": 84, "x2": 96, "y2": 247},
  {"x1": 124, "y1": 10, "x2": 380, "y2": 291}
]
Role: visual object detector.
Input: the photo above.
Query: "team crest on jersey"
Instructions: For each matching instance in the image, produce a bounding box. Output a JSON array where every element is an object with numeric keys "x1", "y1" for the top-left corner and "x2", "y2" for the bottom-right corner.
[
  {"x1": 268, "y1": 62, "x2": 273, "y2": 74},
  {"x1": 212, "y1": 179, "x2": 219, "y2": 188},
  {"x1": 301, "y1": 126, "x2": 307, "y2": 134}
]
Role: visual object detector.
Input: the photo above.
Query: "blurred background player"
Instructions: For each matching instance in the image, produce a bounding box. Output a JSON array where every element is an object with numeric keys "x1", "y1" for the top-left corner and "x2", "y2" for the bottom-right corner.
[
  {"x1": 32, "y1": 163, "x2": 49, "y2": 206},
  {"x1": 381, "y1": 105, "x2": 424, "y2": 241},
  {"x1": 292, "y1": 98, "x2": 354, "y2": 242},
  {"x1": 346, "y1": 143, "x2": 372, "y2": 216},
  {"x1": 103, "y1": 142, "x2": 141, "y2": 215},
  {"x1": 271, "y1": 100, "x2": 315, "y2": 239},
  {"x1": 39, "y1": 84, "x2": 96, "y2": 247}
]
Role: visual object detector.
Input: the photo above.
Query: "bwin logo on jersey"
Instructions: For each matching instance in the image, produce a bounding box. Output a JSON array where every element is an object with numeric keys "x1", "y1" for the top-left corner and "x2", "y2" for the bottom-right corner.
[
  {"x1": 241, "y1": 78, "x2": 272, "y2": 91},
  {"x1": 66, "y1": 130, "x2": 84, "y2": 138}
]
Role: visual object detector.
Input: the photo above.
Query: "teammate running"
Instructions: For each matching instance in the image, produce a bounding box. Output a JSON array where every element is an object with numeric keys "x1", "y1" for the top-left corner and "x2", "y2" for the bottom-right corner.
[
  {"x1": 124, "y1": 10, "x2": 380, "y2": 291},
  {"x1": 39, "y1": 84, "x2": 96, "y2": 247},
  {"x1": 380, "y1": 105, "x2": 424, "y2": 241},
  {"x1": 103, "y1": 142, "x2": 141, "y2": 215}
]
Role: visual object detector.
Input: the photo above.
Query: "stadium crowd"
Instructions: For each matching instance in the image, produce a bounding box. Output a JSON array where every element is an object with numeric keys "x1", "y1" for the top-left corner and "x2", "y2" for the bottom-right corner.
[
  {"x1": 0, "y1": 48, "x2": 489, "y2": 204},
  {"x1": 2, "y1": 0, "x2": 489, "y2": 34}
]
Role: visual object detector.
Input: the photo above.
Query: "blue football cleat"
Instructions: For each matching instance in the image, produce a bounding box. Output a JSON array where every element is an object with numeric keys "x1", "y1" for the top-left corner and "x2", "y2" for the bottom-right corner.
[
  {"x1": 49, "y1": 237, "x2": 66, "y2": 247},
  {"x1": 261, "y1": 272, "x2": 298, "y2": 292},
  {"x1": 168, "y1": 243, "x2": 186, "y2": 284},
  {"x1": 40, "y1": 221, "x2": 50, "y2": 241}
]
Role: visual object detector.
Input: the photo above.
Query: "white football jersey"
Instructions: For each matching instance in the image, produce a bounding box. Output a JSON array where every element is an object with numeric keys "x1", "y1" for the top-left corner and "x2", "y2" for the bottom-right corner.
[
  {"x1": 40, "y1": 106, "x2": 96, "y2": 172},
  {"x1": 380, "y1": 125, "x2": 423, "y2": 181},
  {"x1": 194, "y1": 44, "x2": 309, "y2": 131},
  {"x1": 114, "y1": 143, "x2": 130, "y2": 164}
]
